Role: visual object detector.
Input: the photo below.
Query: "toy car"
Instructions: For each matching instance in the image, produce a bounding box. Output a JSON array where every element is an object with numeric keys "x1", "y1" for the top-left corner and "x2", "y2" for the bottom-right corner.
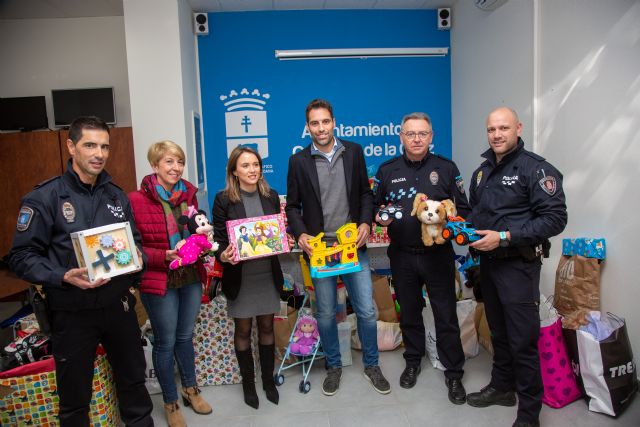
[
  {"x1": 378, "y1": 204, "x2": 403, "y2": 222},
  {"x1": 442, "y1": 220, "x2": 480, "y2": 245}
]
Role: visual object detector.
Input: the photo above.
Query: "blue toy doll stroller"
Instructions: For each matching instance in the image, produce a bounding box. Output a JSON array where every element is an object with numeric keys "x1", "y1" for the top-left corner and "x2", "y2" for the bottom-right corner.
[{"x1": 275, "y1": 261, "x2": 324, "y2": 394}]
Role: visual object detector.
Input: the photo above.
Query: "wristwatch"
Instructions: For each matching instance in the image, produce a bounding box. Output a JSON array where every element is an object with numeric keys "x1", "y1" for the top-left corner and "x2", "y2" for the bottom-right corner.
[{"x1": 499, "y1": 231, "x2": 509, "y2": 247}]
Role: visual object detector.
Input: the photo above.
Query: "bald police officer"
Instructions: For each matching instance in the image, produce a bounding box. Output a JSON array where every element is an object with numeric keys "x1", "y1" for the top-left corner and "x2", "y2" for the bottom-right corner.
[{"x1": 466, "y1": 107, "x2": 567, "y2": 427}]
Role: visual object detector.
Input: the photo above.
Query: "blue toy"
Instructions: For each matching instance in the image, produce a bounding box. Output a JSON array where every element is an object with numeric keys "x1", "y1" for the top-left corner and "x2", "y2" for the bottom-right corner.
[{"x1": 442, "y1": 219, "x2": 481, "y2": 246}]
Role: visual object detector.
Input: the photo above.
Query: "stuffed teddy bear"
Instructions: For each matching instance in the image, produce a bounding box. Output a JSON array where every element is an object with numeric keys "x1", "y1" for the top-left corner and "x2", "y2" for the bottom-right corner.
[
  {"x1": 290, "y1": 315, "x2": 319, "y2": 355},
  {"x1": 410, "y1": 193, "x2": 457, "y2": 246},
  {"x1": 169, "y1": 207, "x2": 219, "y2": 270}
]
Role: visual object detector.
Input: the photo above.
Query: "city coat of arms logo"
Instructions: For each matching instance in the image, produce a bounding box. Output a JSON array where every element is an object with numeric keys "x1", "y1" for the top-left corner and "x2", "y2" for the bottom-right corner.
[{"x1": 220, "y1": 88, "x2": 270, "y2": 159}]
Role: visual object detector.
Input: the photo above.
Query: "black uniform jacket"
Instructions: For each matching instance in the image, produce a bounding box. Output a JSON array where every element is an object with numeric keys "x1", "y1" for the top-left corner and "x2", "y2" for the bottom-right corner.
[
  {"x1": 469, "y1": 139, "x2": 568, "y2": 247},
  {"x1": 8, "y1": 161, "x2": 145, "y2": 311},
  {"x1": 285, "y1": 139, "x2": 374, "y2": 240},
  {"x1": 212, "y1": 188, "x2": 284, "y2": 301},
  {"x1": 373, "y1": 152, "x2": 471, "y2": 248}
]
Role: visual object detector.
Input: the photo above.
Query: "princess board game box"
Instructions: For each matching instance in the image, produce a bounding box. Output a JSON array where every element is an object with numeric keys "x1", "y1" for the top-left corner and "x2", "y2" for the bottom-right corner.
[
  {"x1": 70, "y1": 222, "x2": 141, "y2": 282},
  {"x1": 226, "y1": 214, "x2": 290, "y2": 263}
]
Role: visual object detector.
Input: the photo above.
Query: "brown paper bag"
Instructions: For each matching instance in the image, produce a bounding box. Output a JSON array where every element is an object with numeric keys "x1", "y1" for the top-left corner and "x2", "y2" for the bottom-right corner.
[
  {"x1": 554, "y1": 255, "x2": 601, "y2": 317},
  {"x1": 372, "y1": 274, "x2": 398, "y2": 323},
  {"x1": 274, "y1": 306, "x2": 298, "y2": 365},
  {"x1": 474, "y1": 302, "x2": 493, "y2": 355}
]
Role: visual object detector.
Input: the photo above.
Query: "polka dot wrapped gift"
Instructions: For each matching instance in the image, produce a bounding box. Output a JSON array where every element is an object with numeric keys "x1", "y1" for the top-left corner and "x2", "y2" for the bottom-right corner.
[{"x1": 0, "y1": 350, "x2": 119, "y2": 426}]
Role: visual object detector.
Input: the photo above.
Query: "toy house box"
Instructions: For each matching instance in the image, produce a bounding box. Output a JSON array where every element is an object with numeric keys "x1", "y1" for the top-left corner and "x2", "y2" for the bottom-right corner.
[{"x1": 71, "y1": 222, "x2": 141, "y2": 281}]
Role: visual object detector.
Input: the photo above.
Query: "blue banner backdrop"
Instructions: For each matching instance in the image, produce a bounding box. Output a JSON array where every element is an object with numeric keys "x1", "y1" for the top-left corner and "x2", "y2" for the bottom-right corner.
[{"x1": 198, "y1": 10, "x2": 451, "y2": 203}]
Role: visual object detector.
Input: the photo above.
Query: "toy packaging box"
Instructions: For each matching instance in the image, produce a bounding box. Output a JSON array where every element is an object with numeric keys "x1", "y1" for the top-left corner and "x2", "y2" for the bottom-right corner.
[
  {"x1": 226, "y1": 214, "x2": 290, "y2": 262},
  {"x1": 70, "y1": 222, "x2": 141, "y2": 282}
]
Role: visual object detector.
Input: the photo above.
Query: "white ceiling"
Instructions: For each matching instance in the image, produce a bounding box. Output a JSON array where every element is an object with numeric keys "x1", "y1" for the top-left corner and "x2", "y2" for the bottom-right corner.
[{"x1": 0, "y1": 0, "x2": 456, "y2": 19}]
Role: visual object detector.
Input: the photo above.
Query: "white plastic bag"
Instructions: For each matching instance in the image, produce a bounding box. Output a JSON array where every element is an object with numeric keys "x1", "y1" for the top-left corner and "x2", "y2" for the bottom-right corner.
[
  {"x1": 423, "y1": 298, "x2": 478, "y2": 370},
  {"x1": 141, "y1": 320, "x2": 162, "y2": 395},
  {"x1": 351, "y1": 320, "x2": 402, "y2": 351}
]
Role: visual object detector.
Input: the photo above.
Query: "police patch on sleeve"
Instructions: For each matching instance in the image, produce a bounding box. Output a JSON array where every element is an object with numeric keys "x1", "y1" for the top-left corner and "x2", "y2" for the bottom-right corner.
[
  {"x1": 539, "y1": 175, "x2": 557, "y2": 195},
  {"x1": 16, "y1": 206, "x2": 34, "y2": 231},
  {"x1": 455, "y1": 175, "x2": 465, "y2": 194}
]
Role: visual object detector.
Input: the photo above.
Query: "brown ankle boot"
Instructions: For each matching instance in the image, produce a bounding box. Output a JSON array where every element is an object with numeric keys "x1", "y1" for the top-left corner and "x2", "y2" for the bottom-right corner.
[
  {"x1": 164, "y1": 401, "x2": 187, "y2": 427},
  {"x1": 181, "y1": 386, "x2": 213, "y2": 415}
]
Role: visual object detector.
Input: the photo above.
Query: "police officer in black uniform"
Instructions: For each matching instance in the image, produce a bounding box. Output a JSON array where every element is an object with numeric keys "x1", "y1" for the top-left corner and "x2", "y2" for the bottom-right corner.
[
  {"x1": 8, "y1": 116, "x2": 154, "y2": 427},
  {"x1": 466, "y1": 107, "x2": 567, "y2": 427},
  {"x1": 373, "y1": 112, "x2": 469, "y2": 404}
]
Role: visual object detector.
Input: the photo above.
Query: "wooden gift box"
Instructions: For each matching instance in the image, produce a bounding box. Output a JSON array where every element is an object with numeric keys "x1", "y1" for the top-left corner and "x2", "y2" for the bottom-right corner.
[{"x1": 70, "y1": 222, "x2": 141, "y2": 281}]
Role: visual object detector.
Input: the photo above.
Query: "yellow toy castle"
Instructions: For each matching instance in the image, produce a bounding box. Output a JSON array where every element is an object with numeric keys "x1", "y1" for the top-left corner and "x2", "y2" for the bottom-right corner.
[{"x1": 308, "y1": 223, "x2": 361, "y2": 278}]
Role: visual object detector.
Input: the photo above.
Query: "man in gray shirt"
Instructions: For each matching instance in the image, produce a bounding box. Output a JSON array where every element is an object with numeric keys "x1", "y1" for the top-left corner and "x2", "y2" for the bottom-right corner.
[{"x1": 286, "y1": 99, "x2": 390, "y2": 396}]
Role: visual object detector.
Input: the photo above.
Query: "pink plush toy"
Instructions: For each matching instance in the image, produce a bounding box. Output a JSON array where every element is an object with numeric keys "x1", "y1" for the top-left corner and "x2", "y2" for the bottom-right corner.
[
  {"x1": 290, "y1": 315, "x2": 319, "y2": 355},
  {"x1": 169, "y1": 208, "x2": 219, "y2": 270}
]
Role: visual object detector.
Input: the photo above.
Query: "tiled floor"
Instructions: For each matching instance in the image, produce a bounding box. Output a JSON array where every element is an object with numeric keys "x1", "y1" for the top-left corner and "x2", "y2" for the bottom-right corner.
[
  {"x1": 1, "y1": 301, "x2": 637, "y2": 426},
  {"x1": 150, "y1": 347, "x2": 640, "y2": 427}
]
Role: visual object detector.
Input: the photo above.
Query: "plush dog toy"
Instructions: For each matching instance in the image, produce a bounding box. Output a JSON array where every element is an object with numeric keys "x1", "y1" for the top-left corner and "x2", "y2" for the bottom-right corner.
[
  {"x1": 169, "y1": 207, "x2": 219, "y2": 270},
  {"x1": 411, "y1": 193, "x2": 457, "y2": 246}
]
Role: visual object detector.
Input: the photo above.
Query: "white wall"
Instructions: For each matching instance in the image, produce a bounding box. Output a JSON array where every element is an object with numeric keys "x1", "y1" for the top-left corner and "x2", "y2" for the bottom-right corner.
[
  {"x1": 123, "y1": 0, "x2": 203, "y2": 203},
  {"x1": 451, "y1": 0, "x2": 534, "y2": 183},
  {"x1": 537, "y1": 0, "x2": 640, "y2": 352},
  {"x1": 0, "y1": 17, "x2": 131, "y2": 128},
  {"x1": 452, "y1": 0, "x2": 640, "y2": 355}
]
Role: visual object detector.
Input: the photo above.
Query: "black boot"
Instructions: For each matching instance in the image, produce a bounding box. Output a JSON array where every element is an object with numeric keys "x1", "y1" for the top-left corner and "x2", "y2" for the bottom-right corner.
[
  {"x1": 236, "y1": 349, "x2": 259, "y2": 409},
  {"x1": 259, "y1": 344, "x2": 279, "y2": 405}
]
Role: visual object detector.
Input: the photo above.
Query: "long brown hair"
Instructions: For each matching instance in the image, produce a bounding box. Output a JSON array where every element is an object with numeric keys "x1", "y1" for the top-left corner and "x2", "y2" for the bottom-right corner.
[{"x1": 224, "y1": 145, "x2": 271, "y2": 203}]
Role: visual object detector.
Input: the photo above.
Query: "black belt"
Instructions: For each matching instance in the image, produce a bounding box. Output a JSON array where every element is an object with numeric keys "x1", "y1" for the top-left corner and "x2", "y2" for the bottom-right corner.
[
  {"x1": 393, "y1": 244, "x2": 441, "y2": 255},
  {"x1": 484, "y1": 247, "x2": 522, "y2": 259},
  {"x1": 483, "y1": 244, "x2": 543, "y2": 261}
]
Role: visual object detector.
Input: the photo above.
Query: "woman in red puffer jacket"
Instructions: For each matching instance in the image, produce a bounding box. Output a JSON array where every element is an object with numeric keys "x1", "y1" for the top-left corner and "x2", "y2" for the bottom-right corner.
[{"x1": 129, "y1": 140, "x2": 211, "y2": 426}]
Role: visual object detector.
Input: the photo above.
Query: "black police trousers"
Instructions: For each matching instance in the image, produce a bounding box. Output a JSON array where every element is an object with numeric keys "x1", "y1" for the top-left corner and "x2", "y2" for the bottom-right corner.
[
  {"x1": 51, "y1": 292, "x2": 154, "y2": 427},
  {"x1": 388, "y1": 243, "x2": 464, "y2": 379},
  {"x1": 480, "y1": 254, "x2": 543, "y2": 423}
]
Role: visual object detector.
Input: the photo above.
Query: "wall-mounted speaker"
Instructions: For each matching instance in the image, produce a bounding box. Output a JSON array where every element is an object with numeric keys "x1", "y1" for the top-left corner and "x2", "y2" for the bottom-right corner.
[
  {"x1": 437, "y1": 8, "x2": 451, "y2": 31},
  {"x1": 194, "y1": 13, "x2": 208, "y2": 35}
]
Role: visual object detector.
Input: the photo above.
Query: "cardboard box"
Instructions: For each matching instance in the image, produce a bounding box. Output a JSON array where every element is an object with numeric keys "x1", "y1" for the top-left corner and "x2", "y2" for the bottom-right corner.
[
  {"x1": 372, "y1": 274, "x2": 398, "y2": 323},
  {"x1": 70, "y1": 222, "x2": 141, "y2": 281}
]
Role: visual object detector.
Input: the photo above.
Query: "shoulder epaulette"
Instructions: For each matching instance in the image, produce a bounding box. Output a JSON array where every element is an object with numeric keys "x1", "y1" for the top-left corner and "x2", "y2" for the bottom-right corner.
[
  {"x1": 378, "y1": 157, "x2": 399, "y2": 169},
  {"x1": 433, "y1": 153, "x2": 456, "y2": 165},
  {"x1": 34, "y1": 176, "x2": 61, "y2": 190},
  {"x1": 522, "y1": 150, "x2": 546, "y2": 162}
]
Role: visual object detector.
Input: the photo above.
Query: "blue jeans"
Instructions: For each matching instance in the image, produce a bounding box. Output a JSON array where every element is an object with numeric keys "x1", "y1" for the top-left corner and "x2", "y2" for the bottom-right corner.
[
  {"x1": 313, "y1": 249, "x2": 378, "y2": 368},
  {"x1": 140, "y1": 282, "x2": 202, "y2": 403}
]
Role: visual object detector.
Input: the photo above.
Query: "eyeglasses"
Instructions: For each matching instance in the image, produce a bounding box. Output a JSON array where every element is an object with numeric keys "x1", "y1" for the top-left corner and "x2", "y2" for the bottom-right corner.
[{"x1": 401, "y1": 131, "x2": 432, "y2": 140}]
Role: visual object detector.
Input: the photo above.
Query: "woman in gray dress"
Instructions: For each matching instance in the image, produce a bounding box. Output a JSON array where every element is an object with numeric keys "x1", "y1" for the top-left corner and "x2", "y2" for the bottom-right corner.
[{"x1": 213, "y1": 146, "x2": 284, "y2": 409}]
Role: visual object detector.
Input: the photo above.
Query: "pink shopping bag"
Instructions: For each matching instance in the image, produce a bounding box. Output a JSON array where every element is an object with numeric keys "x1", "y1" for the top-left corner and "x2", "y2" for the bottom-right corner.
[{"x1": 538, "y1": 317, "x2": 582, "y2": 408}]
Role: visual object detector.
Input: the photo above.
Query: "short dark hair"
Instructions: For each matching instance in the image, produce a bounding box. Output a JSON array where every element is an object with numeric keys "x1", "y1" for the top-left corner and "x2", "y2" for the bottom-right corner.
[
  {"x1": 305, "y1": 99, "x2": 334, "y2": 122},
  {"x1": 68, "y1": 116, "x2": 110, "y2": 144}
]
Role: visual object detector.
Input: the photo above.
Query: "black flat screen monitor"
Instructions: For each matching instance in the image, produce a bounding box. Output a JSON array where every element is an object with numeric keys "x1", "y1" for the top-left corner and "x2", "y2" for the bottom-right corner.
[
  {"x1": 0, "y1": 96, "x2": 48, "y2": 131},
  {"x1": 52, "y1": 87, "x2": 116, "y2": 127}
]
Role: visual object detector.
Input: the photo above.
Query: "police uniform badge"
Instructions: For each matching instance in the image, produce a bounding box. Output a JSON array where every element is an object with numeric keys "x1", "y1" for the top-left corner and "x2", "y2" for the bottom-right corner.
[
  {"x1": 455, "y1": 175, "x2": 465, "y2": 194},
  {"x1": 62, "y1": 201, "x2": 76, "y2": 223},
  {"x1": 16, "y1": 206, "x2": 34, "y2": 231},
  {"x1": 476, "y1": 171, "x2": 483, "y2": 188},
  {"x1": 537, "y1": 169, "x2": 557, "y2": 196},
  {"x1": 429, "y1": 171, "x2": 439, "y2": 185}
]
